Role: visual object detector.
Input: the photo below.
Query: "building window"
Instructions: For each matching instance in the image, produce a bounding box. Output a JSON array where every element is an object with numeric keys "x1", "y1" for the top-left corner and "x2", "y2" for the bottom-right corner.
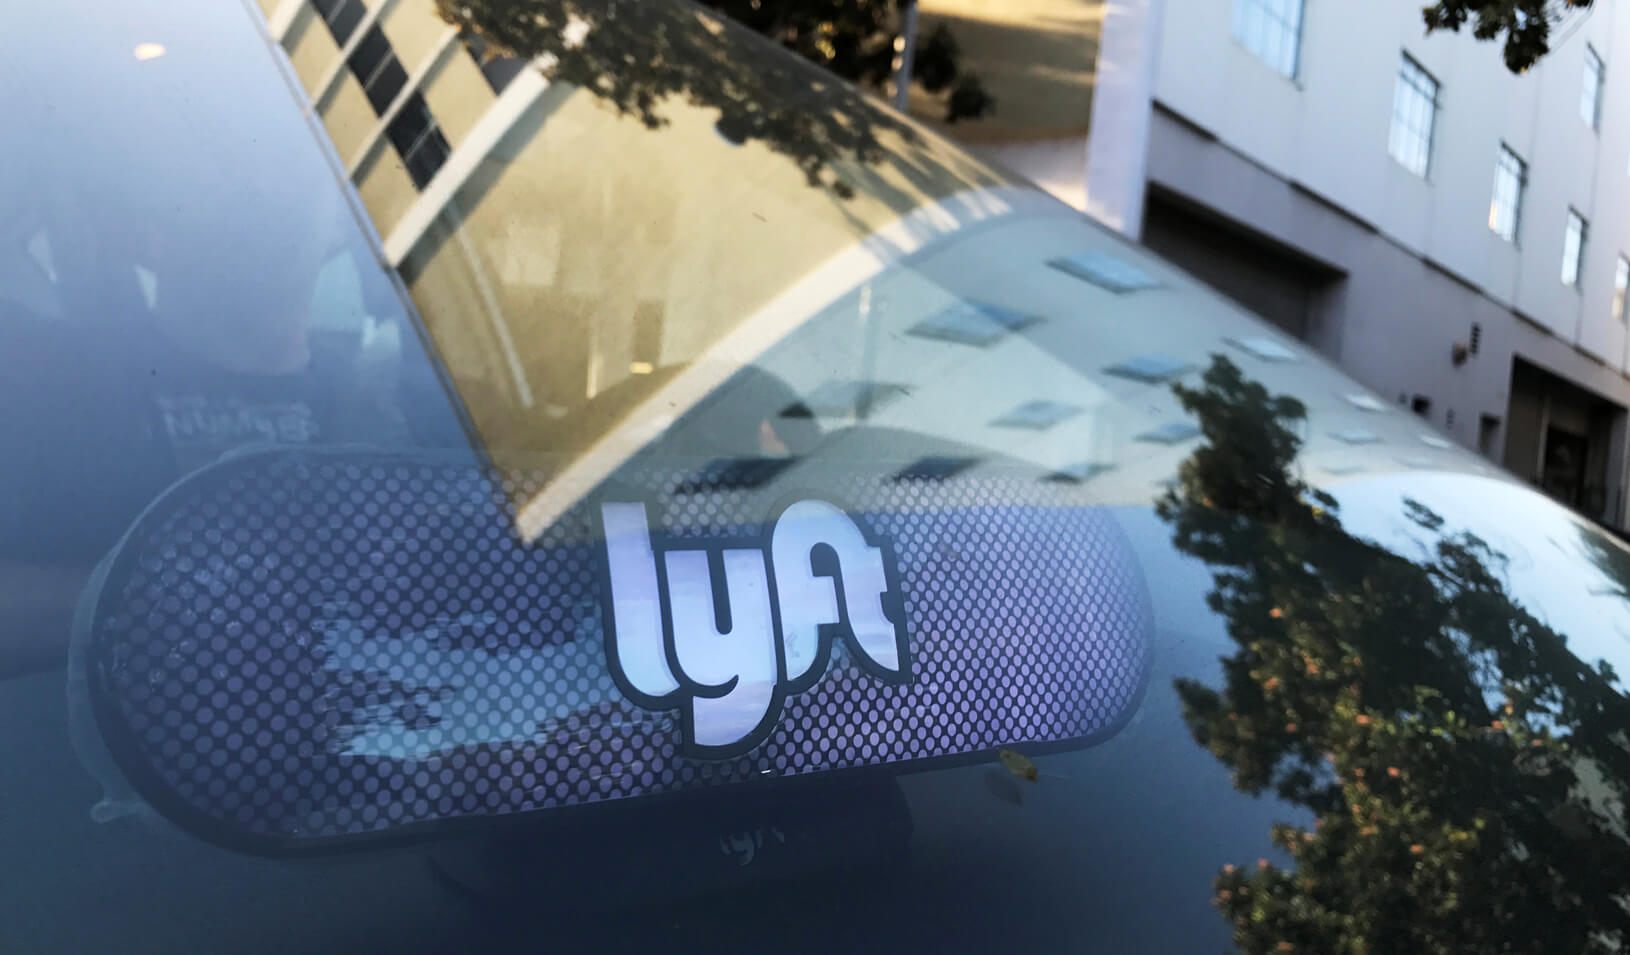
[
  {"x1": 310, "y1": 0, "x2": 365, "y2": 47},
  {"x1": 348, "y1": 25, "x2": 407, "y2": 115},
  {"x1": 1562, "y1": 210, "x2": 1588, "y2": 288},
  {"x1": 1582, "y1": 44, "x2": 1604, "y2": 129},
  {"x1": 305, "y1": 1, "x2": 451, "y2": 190},
  {"x1": 1389, "y1": 55, "x2": 1438, "y2": 177},
  {"x1": 389, "y1": 102, "x2": 452, "y2": 189},
  {"x1": 1488, "y1": 145, "x2": 1525, "y2": 242},
  {"x1": 1233, "y1": 0, "x2": 1303, "y2": 78},
  {"x1": 1614, "y1": 255, "x2": 1629, "y2": 321}
]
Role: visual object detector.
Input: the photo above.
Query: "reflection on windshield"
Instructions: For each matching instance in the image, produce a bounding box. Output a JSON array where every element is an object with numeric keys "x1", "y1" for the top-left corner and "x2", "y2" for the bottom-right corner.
[
  {"x1": 269, "y1": 0, "x2": 1513, "y2": 557},
  {"x1": 269, "y1": 0, "x2": 1016, "y2": 536},
  {"x1": 1160, "y1": 356, "x2": 1630, "y2": 953},
  {"x1": 19, "y1": 0, "x2": 1630, "y2": 950},
  {"x1": 436, "y1": 0, "x2": 943, "y2": 192}
]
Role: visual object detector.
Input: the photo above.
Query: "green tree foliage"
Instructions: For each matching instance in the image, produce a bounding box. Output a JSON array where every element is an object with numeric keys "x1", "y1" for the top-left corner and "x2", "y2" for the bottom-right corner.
[
  {"x1": 1159, "y1": 355, "x2": 1630, "y2": 953},
  {"x1": 1422, "y1": 0, "x2": 1594, "y2": 73},
  {"x1": 1578, "y1": 521, "x2": 1630, "y2": 602},
  {"x1": 434, "y1": 0, "x2": 990, "y2": 192}
]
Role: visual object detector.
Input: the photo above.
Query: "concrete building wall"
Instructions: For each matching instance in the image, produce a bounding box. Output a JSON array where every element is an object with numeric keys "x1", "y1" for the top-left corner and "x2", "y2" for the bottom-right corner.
[
  {"x1": 1029, "y1": 0, "x2": 1630, "y2": 526},
  {"x1": 1139, "y1": 90, "x2": 1630, "y2": 525},
  {"x1": 1144, "y1": 0, "x2": 1630, "y2": 365},
  {"x1": 1151, "y1": 0, "x2": 1628, "y2": 347}
]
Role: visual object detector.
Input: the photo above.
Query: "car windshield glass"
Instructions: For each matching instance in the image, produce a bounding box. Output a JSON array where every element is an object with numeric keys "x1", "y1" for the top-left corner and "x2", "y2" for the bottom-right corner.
[
  {"x1": 256, "y1": 0, "x2": 1474, "y2": 541},
  {"x1": 7, "y1": 1, "x2": 1630, "y2": 953},
  {"x1": 300, "y1": 0, "x2": 1023, "y2": 528}
]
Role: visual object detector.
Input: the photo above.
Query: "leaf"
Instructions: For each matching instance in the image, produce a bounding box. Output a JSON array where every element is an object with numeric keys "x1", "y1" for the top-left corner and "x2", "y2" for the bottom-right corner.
[{"x1": 998, "y1": 747, "x2": 1039, "y2": 782}]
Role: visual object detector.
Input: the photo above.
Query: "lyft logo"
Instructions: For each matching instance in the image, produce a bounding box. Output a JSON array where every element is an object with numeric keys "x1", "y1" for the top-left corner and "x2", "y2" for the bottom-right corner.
[{"x1": 597, "y1": 499, "x2": 910, "y2": 757}]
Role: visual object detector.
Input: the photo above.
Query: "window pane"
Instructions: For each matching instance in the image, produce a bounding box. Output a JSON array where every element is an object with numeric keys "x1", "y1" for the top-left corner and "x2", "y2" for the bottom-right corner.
[
  {"x1": 1233, "y1": 0, "x2": 1303, "y2": 78},
  {"x1": 1389, "y1": 56, "x2": 1436, "y2": 177},
  {"x1": 311, "y1": 0, "x2": 365, "y2": 46},
  {"x1": 1563, "y1": 213, "x2": 1587, "y2": 287},
  {"x1": 386, "y1": 98, "x2": 450, "y2": 188},
  {"x1": 1389, "y1": 85, "x2": 1410, "y2": 167},
  {"x1": 1583, "y1": 46, "x2": 1603, "y2": 128},
  {"x1": 352, "y1": 30, "x2": 406, "y2": 114},
  {"x1": 1489, "y1": 147, "x2": 1524, "y2": 242}
]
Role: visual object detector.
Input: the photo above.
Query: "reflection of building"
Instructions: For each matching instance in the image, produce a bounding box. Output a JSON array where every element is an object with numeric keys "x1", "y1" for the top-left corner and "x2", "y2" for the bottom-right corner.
[
  {"x1": 253, "y1": 0, "x2": 1528, "y2": 546},
  {"x1": 253, "y1": 0, "x2": 1001, "y2": 528},
  {"x1": 261, "y1": 0, "x2": 530, "y2": 410},
  {"x1": 936, "y1": 0, "x2": 1630, "y2": 530},
  {"x1": 254, "y1": 0, "x2": 1590, "y2": 564}
]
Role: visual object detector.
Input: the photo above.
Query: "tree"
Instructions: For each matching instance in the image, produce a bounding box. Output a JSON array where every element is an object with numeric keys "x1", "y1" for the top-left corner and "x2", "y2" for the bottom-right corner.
[
  {"x1": 433, "y1": 0, "x2": 991, "y2": 194},
  {"x1": 1422, "y1": 0, "x2": 1595, "y2": 73},
  {"x1": 680, "y1": 0, "x2": 992, "y2": 122},
  {"x1": 1578, "y1": 520, "x2": 1630, "y2": 602},
  {"x1": 1159, "y1": 355, "x2": 1630, "y2": 953}
]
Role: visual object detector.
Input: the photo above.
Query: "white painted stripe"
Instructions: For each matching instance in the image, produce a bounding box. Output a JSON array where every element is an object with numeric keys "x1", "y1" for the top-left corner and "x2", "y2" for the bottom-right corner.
[
  {"x1": 310, "y1": 0, "x2": 398, "y2": 113},
  {"x1": 513, "y1": 184, "x2": 1065, "y2": 542},
  {"x1": 381, "y1": 60, "x2": 551, "y2": 266},
  {"x1": 266, "y1": 0, "x2": 307, "y2": 43},
  {"x1": 346, "y1": 25, "x2": 461, "y2": 179}
]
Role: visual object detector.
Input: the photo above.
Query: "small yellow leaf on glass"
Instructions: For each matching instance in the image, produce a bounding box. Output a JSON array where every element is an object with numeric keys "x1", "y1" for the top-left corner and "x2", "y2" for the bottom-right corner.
[{"x1": 998, "y1": 748, "x2": 1039, "y2": 782}]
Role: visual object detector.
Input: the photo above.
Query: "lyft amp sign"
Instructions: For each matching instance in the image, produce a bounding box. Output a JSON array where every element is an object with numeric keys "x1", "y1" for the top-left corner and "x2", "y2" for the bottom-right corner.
[{"x1": 597, "y1": 500, "x2": 911, "y2": 758}]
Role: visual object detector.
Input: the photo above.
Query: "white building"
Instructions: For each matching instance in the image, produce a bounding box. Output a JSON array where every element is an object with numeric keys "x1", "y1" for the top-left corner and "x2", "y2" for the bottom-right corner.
[{"x1": 932, "y1": 0, "x2": 1630, "y2": 529}]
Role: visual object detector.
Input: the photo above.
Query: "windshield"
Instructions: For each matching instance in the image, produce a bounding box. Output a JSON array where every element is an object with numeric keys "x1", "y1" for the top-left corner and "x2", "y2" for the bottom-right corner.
[
  {"x1": 4, "y1": 0, "x2": 1630, "y2": 952},
  {"x1": 262, "y1": 0, "x2": 1499, "y2": 537},
  {"x1": 296, "y1": 0, "x2": 1022, "y2": 528}
]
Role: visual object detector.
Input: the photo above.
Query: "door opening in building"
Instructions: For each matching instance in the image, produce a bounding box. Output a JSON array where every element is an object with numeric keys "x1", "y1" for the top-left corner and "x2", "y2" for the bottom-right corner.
[
  {"x1": 1503, "y1": 357, "x2": 1626, "y2": 527},
  {"x1": 1477, "y1": 414, "x2": 1501, "y2": 457},
  {"x1": 1139, "y1": 186, "x2": 1343, "y2": 343}
]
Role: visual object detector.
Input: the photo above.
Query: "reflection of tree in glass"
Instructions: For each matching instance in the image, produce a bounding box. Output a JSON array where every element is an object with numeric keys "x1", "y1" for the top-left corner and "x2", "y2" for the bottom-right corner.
[
  {"x1": 1159, "y1": 356, "x2": 1630, "y2": 953},
  {"x1": 435, "y1": 0, "x2": 988, "y2": 194},
  {"x1": 691, "y1": 0, "x2": 993, "y2": 119},
  {"x1": 1579, "y1": 523, "x2": 1630, "y2": 604}
]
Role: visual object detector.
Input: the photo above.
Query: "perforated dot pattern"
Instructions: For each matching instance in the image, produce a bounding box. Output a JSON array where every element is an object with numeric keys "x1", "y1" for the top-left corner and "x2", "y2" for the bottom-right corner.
[{"x1": 88, "y1": 451, "x2": 1151, "y2": 848}]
